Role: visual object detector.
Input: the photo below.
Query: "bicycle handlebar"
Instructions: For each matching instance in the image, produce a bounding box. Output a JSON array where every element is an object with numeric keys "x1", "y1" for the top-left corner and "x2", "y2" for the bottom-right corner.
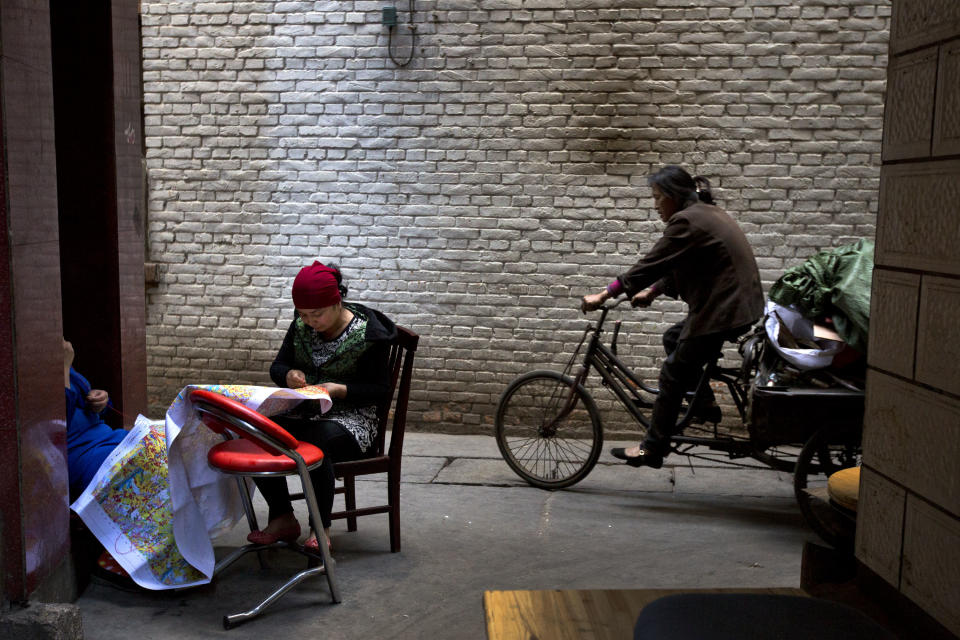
[
  {"x1": 604, "y1": 297, "x2": 630, "y2": 310},
  {"x1": 581, "y1": 295, "x2": 633, "y2": 318}
]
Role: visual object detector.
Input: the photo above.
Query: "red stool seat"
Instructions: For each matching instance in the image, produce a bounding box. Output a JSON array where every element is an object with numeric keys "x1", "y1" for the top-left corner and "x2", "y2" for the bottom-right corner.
[{"x1": 208, "y1": 438, "x2": 324, "y2": 473}]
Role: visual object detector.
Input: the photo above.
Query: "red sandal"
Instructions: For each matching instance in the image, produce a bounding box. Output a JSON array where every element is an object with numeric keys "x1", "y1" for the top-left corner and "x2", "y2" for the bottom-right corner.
[
  {"x1": 91, "y1": 550, "x2": 141, "y2": 591},
  {"x1": 247, "y1": 522, "x2": 301, "y2": 545},
  {"x1": 304, "y1": 534, "x2": 332, "y2": 553},
  {"x1": 97, "y1": 550, "x2": 130, "y2": 577}
]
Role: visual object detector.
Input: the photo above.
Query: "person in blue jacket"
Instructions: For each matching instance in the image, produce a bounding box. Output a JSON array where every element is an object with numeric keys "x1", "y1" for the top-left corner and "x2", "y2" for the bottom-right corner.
[
  {"x1": 64, "y1": 338, "x2": 127, "y2": 501},
  {"x1": 65, "y1": 338, "x2": 136, "y2": 584}
]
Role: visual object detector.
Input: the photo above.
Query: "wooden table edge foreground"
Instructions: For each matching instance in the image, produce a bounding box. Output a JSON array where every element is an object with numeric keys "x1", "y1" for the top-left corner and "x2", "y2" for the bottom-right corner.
[{"x1": 484, "y1": 587, "x2": 805, "y2": 640}]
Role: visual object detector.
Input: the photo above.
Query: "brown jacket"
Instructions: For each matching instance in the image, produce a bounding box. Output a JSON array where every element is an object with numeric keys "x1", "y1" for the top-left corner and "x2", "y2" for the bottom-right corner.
[{"x1": 617, "y1": 202, "x2": 764, "y2": 339}]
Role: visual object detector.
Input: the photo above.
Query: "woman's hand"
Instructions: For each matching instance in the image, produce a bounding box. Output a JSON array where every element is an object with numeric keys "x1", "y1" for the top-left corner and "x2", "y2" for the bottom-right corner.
[
  {"x1": 320, "y1": 383, "x2": 347, "y2": 400},
  {"x1": 630, "y1": 288, "x2": 659, "y2": 308},
  {"x1": 86, "y1": 389, "x2": 109, "y2": 414},
  {"x1": 580, "y1": 291, "x2": 610, "y2": 314},
  {"x1": 286, "y1": 369, "x2": 307, "y2": 389}
]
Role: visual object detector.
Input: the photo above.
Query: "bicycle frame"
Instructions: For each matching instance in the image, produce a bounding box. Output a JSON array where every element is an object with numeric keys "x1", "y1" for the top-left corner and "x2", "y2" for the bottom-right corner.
[
  {"x1": 561, "y1": 301, "x2": 757, "y2": 457},
  {"x1": 496, "y1": 300, "x2": 863, "y2": 497}
]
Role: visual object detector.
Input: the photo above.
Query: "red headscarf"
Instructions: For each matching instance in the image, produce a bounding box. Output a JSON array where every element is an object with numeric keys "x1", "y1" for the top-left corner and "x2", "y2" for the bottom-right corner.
[{"x1": 292, "y1": 261, "x2": 341, "y2": 309}]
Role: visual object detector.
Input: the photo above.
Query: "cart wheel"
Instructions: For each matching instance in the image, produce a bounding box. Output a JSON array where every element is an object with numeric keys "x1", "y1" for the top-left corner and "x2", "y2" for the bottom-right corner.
[
  {"x1": 495, "y1": 370, "x2": 603, "y2": 489},
  {"x1": 793, "y1": 426, "x2": 861, "y2": 550}
]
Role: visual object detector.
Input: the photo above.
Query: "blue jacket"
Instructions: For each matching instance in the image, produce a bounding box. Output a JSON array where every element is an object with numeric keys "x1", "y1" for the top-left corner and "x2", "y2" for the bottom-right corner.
[{"x1": 66, "y1": 369, "x2": 127, "y2": 499}]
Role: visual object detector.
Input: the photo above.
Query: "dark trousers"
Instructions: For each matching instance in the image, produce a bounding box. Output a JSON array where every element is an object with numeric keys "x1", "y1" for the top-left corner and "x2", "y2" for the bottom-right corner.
[
  {"x1": 661, "y1": 321, "x2": 719, "y2": 408},
  {"x1": 644, "y1": 320, "x2": 751, "y2": 454},
  {"x1": 252, "y1": 417, "x2": 364, "y2": 529}
]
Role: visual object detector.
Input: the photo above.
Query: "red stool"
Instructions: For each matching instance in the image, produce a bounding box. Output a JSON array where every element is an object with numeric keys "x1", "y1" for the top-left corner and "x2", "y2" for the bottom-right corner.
[{"x1": 190, "y1": 388, "x2": 341, "y2": 628}]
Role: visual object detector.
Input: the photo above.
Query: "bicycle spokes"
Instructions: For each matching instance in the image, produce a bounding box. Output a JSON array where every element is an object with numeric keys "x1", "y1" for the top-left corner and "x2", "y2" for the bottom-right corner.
[
  {"x1": 506, "y1": 436, "x2": 595, "y2": 481},
  {"x1": 495, "y1": 372, "x2": 603, "y2": 489},
  {"x1": 540, "y1": 384, "x2": 583, "y2": 437}
]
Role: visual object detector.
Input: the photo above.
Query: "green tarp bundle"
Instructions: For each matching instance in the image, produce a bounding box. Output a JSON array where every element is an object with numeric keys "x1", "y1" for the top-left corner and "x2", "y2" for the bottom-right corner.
[{"x1": 768, "y1": 238, "x2": 874, "y2": 354}]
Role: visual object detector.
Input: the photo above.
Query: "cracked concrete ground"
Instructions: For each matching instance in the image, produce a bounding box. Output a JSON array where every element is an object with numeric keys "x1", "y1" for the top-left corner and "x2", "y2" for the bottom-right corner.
[{"x1": 75, "y1": 433, "x2": 818, "y2": 639}]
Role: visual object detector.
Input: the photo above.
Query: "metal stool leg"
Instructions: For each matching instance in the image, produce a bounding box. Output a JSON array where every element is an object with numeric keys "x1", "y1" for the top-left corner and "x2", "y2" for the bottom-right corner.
[
  {"x1": 215, "y1": 465, "x2": 341, "y2": 628},
  {"x1": 223, "y1": 565, "x2": 329, "y2": 629},
  {"x1": 297, "y1": 459, "x2": 341, "y2": 603},
  {"x1": 234, "y1": 477, "x2": 267, "y2": 569},
  {"x1": 195, "y1": 393, "x2": 346, "y2": 629}
]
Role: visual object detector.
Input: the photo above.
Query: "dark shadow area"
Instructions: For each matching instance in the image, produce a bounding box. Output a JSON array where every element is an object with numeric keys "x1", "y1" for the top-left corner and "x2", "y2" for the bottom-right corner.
[
  {"x1": 614, "y1": 495, "x2": 806, "y2": 528},
  {"x1": 51, "y1": 1, "x2": 124, "y2": 427},
  {"x1": 802, "y1": 542, "x2": 957, "y2": 640}
]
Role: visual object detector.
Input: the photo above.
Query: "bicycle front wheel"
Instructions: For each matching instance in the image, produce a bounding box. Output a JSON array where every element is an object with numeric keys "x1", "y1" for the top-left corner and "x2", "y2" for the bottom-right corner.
[{"x1": 495, "y1": 370, "x2": 603, "y2": 489}]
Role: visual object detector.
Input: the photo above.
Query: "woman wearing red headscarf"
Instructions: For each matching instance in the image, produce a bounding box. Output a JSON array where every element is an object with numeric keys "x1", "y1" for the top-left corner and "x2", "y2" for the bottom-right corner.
[{"x1": 249, "y1": 262, "x2": 397, "y2": 551}]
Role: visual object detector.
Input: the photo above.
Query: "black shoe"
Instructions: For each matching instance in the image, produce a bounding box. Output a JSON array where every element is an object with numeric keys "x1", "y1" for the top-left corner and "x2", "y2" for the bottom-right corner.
[{"x1": 610, "y1": 447, "x2": 664, "y2": 469}]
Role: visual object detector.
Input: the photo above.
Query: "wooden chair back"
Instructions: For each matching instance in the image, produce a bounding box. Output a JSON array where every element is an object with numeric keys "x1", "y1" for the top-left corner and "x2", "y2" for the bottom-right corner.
[
  {"x1": 329, "y1": 324, "x2": 418, "y2": 552},
  {"x1": 371, "y1": 325, "x2": 419, "y2": 457}
]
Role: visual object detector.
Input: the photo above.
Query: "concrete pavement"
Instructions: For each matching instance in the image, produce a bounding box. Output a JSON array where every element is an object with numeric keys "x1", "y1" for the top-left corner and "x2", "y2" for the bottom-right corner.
[{"x1": 75, "y1": 432, "x2": 817, "y2": 639}]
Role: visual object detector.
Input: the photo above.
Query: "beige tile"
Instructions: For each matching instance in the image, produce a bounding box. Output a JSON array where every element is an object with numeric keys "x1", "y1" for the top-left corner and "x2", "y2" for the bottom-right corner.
[
  {"x1": 867, "y1": 269, "x2": 919, "y2": 379},
  {"x1": 934, "y1": 41, "x2": 960, "y2": 156},
  {"x1": 862, "y1": 371, "x2": 960, "y2": 517},
  {"x1": 916, "y1": 276, "x2": 960, "y2": 396},
  {"x1": 882, "y1": 48, "x2": 938, "y2": 160},
  {"x1": 855, "y1": 467, "x2": 905, "y2": 588},
  {"x1": 891, "y1": 0, "x2": 960, "y2": 55},
  {"x1": 902, "y1": 495, "x2": 960, "y2": 637},
  {"x1": 876, "y1": 160, "x2": 960, "y2": 275}
]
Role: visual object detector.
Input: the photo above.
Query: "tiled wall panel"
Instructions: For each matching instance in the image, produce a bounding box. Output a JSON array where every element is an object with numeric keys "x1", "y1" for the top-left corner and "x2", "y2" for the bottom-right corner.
[
  {"x1": 916, "y1": 276, "x2": 960, "y2": 396},
  {"x1": 867, "y1": 269, "x2": 919, "y2": 379},
  {"x1": 933, "y1": 41, "x2": 960, "y2": 156},
  {"x1": 862, "y1": 1, "x2": 960, "y2": 629},
  {"x1": 876, "y1": 160, "x2": 960, "y2": 276},
  {"x1": 902, "y1": 496, "x2": 960, "y2": 637},
  {"x1": 891, "y1": 0, "x2": 960, "y2": 55},
  {"x1": 855, "y1": 467, "x2": 906, "y2": 588},
  {"x1": 862, "y1": 371, "x2": 960, "y2": 518},
  {"x1": 882, "y1": 48, "x2": 937, "y2": 161}
]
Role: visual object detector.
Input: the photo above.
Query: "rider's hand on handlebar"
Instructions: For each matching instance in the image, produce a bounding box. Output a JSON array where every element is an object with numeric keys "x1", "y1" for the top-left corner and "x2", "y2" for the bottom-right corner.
[
  {"x1": 580, "y1": 291, "x2": 609, "y2": 314},
  {"x1": 630, "y1": 288, "x2": 657, "y2": 308}
]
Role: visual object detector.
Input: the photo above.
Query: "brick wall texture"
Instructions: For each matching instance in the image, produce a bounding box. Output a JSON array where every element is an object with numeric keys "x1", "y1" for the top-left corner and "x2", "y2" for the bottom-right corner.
[{"x1": 140, "y1": 0, "x2": 889, "y2": 435}]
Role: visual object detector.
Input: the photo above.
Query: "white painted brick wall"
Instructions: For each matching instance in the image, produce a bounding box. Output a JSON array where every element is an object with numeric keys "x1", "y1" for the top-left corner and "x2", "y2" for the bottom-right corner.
[{"x1": 141, "y1": 0, "x2": 889, "y2": 436}]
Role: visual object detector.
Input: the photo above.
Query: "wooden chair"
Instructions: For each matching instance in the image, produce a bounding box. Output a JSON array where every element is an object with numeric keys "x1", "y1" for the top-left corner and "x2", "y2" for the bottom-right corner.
[
  {"x1": 329, "y1": 325, "x2": 418, "y2": 552},
  {"x1": 190, "y1": 388, "x2": 341, "y2": 629}
]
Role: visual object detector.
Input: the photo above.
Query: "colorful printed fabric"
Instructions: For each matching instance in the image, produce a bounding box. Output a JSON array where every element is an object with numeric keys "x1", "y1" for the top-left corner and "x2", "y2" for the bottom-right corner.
[{"x1": 70, "y1": 384, "x2": 331, "y2": 590}]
